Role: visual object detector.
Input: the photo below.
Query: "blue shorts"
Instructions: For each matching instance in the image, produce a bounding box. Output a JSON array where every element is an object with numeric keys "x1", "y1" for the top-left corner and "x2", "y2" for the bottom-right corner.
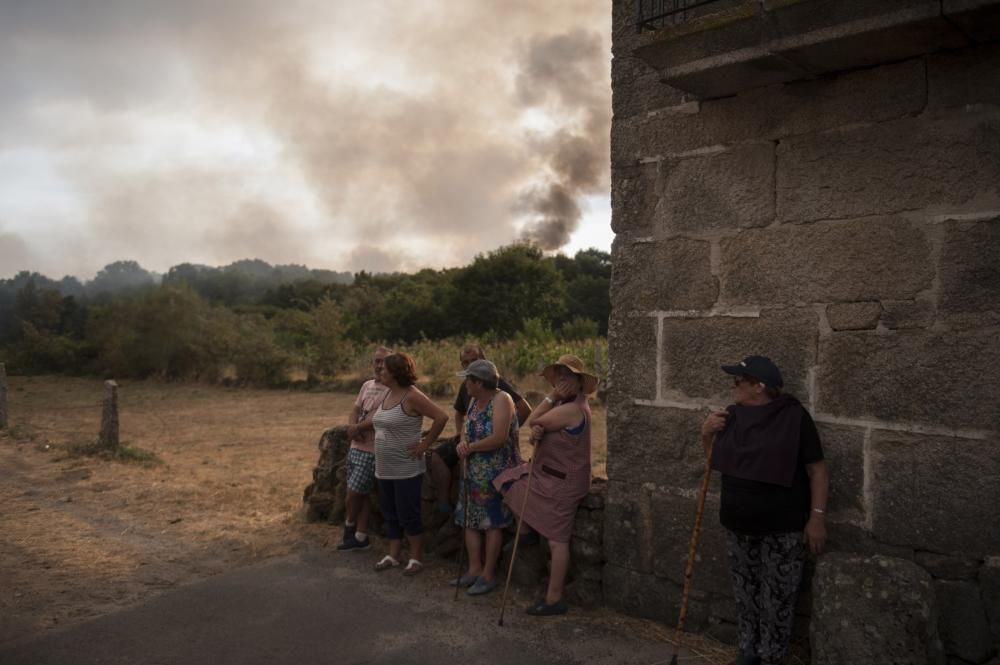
[{"x1": 346, "y1": 448, "x2": 376, "y2": 494}]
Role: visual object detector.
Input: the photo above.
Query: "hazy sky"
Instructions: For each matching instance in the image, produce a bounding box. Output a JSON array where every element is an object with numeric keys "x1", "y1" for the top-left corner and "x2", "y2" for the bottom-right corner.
[{"x1": 0, "y1": 1, "x2": 613, "y2": 279}]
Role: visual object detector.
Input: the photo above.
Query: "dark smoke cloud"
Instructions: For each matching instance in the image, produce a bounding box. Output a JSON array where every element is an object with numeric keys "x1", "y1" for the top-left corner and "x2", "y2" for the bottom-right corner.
[
  {"x1": 0, "y1": 1, "x2": 611, "y2": 277},
  {"x1": 513, "y1": 30, "x2": 611, "y2": 250},
  {"x1": 517, "y1": 184, "x2": 582, "y2": 249},
  {"x1": 515, "y1": 29, "x2": 609, "y2": 111}
]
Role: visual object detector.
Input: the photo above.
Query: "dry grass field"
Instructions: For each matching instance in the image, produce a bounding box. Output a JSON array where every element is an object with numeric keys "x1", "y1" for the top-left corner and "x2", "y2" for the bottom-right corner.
[{"x1": 0, "y1": 375, "x2": 609, "y2": 645}]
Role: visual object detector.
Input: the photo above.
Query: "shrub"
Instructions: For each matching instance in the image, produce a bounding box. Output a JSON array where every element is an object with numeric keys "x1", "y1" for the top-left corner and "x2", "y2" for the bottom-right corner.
[
  {"x1": 227, "y1": 315, "x2": 293, "y2": 386},
  {"x1": 560, "y1": 317, "x2": 599, "y2": 341}
]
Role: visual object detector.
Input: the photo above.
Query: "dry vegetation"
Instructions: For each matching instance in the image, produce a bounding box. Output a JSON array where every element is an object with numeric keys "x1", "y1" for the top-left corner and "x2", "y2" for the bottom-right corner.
[{"x1": 0, "y1": 375, "x2": 609, "y2": 645}]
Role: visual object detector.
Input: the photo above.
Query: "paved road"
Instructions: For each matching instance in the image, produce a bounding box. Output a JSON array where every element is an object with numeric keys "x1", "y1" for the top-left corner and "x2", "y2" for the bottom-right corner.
[{"x1": 0, "y1": 548, "x2": 707, "y2": 665}]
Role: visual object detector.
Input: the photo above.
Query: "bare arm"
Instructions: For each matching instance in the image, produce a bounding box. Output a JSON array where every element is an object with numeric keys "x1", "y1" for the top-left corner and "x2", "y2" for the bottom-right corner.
[
  {"x1": 531, "y1": 401, "x2": 584, "y2": 433},
  {"x1": 346, "y1": 398, "x2": 366, "y2": 440},
  {"x1": 348, "y1": 401, "x2": 362, "y2": 426},
  {"x1": 527, "y1": 377, "x2": 584, "y2": 442},
  {"x1": 526, "y1": 376, "x2": 576, "y2": 429},
  {"x1": 524, "y1": 394, "x2": 554, "y2": 430},
  {"x1": 804, "y1": 460, "x2": 829, "y2": 554},
  {"x1": 457, "y1": 393, "x2": 514, "y2": 458},
  {"x1": 404, "y1": 388, "x2": 449, "y2": 458},
  {"x1": 351, "y1": 417, "x2": 377, "y2": 438}
]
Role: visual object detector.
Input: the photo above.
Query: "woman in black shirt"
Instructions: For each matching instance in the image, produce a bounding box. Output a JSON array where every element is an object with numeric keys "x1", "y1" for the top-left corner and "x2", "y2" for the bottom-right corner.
[{"x1": 701, "y1": 355, "x2": 829, "y2": 665}]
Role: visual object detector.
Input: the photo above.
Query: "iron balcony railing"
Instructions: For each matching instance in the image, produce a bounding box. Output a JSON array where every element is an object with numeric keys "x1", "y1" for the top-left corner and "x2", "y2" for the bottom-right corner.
[{"x1": 636, "y1": 0, "x2": 737, "y2": 32}]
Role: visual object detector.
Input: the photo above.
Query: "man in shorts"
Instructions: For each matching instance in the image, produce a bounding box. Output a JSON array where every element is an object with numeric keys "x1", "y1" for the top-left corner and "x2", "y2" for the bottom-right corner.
[
  {"x1": 428, "y1": 343, "x2": 532, "y2": 513},
  {"x1": 337, "y1": 346, "x2": 391, "y2": 552}
]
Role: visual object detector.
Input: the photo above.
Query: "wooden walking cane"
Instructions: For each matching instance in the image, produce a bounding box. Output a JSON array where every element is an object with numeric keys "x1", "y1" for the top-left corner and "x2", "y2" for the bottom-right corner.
[
  {"x1": 453, "y1": 457, "x2": 470, "y2": 602},
  {"x1": 497, "y1": 453, "x2": 536, "y2": 626},
  {"x1": 669, "y1": 433, "x2": 716, "y2": 665}
]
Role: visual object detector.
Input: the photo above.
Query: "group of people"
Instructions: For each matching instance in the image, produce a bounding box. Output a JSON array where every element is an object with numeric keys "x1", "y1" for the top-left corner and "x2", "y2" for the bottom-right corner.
[
  {"x1": 337, "y1": 343, "x2": 596, "y2": 614},
  {"x1": 334, "y1": 344, "x2": 829, "y2": 659}
]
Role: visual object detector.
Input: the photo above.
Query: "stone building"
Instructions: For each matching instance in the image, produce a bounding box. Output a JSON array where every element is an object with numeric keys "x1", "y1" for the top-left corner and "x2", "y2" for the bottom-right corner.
[{"x1": 606, "y1": 0, "x2": 1000, "y2": 661}]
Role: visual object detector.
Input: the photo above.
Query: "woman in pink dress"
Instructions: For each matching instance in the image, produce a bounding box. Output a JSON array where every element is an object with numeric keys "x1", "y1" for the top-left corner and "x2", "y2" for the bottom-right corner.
[{"x1": 494, "y1": 354, "x2": 597, "y2": 616}]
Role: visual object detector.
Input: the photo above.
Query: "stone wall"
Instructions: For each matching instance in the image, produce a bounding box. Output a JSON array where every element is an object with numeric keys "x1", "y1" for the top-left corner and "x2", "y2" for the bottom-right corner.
[
  {"x1": 608, "y1": 0, "x2": 1000, "y2": 659},
  {"x1": 302, "y1": 427, "x2": 454, "y2": 554},
  {"x1": 504, "y1": 480, "x2": 608, "y2": 607},
  {"x1": 303, "y1": 430, "x2": 607, "y2": 600}
]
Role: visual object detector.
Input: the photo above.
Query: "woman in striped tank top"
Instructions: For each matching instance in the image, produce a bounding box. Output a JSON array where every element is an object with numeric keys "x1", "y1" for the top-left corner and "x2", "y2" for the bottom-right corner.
[{"x1": 372, "y1": 352, "x2": 448, "y2": 576}]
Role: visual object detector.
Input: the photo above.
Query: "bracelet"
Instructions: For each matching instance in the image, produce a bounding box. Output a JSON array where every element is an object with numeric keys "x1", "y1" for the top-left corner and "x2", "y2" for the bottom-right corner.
[
  {"x1": 812, "y1": 508, "x2": 825, "y2": 514},
  {"x1": 544, "y1": 396, "x2": 554, "y2": 405}
]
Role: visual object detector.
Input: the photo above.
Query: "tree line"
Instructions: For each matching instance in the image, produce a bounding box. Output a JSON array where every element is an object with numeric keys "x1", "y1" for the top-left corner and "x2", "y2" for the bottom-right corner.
[{"x1": 0, "y1": 245, "x2": 610, "y2": 384}]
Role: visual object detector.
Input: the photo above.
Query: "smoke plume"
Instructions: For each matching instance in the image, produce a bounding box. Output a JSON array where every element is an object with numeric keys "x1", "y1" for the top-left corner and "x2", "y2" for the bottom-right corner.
[
  {"x1": 513, "y1": 30, "x2": 611, "y2": 250},
  {"x1": 0, "y1": 2, "x2": 611, "y2": 277}
]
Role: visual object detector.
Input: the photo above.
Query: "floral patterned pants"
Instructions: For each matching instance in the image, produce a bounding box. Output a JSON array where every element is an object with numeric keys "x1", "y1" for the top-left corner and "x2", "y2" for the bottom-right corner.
[{"x1": 726, "y1": 530, "x2": 804, "y2": 663}]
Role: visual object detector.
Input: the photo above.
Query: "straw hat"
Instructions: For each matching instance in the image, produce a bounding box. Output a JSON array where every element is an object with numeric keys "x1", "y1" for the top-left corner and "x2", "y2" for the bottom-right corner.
[{"x1": 541, "y1": 354, "x2": 599, "y2": 395}]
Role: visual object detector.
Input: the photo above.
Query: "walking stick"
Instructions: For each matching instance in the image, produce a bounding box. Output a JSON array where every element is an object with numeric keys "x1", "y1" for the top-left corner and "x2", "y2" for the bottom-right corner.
[
  {"x1": 453, "y1": 456, "x2": 470, "y2": 602},
  {"x1": 498, "y1": 452, "x2": 536, "y2": 626},
  {"x1": 669, "y1": 434, "x2": 715, "y2": 665}
]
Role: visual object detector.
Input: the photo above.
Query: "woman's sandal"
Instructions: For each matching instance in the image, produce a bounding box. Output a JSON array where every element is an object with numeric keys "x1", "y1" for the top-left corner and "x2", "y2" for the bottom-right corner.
[
  {"x1": 402, "y1": 559, "x2": 424, "y2": 576},
  {"x1": 373, "y1": 555, "x2": 400, "y2": 572},
  {"x1": 526, "y1": 599, "x2": 568, "y2": 616}
]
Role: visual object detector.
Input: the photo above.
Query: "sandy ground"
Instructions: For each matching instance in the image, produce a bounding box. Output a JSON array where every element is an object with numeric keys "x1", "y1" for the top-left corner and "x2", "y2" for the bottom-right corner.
[{"x1": 0, "y1": 375, "x2": 612, "y2": 646}]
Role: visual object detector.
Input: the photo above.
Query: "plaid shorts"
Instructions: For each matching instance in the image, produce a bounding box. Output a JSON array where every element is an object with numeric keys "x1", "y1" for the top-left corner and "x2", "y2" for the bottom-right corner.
[{"x1": 346, "y1": 448, "x2": 376, "y2": 494}]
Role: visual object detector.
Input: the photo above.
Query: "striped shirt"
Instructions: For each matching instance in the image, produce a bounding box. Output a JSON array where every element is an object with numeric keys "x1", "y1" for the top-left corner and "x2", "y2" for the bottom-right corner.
[{"x1": 373, "y1": 391, "x2": 425, "y2": 480}]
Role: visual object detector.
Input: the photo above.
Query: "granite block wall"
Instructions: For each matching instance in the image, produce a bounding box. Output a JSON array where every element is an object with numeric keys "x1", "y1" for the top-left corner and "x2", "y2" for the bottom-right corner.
[{"x1": 608, "y1": 1, "x2": 1000, "y2": 657}]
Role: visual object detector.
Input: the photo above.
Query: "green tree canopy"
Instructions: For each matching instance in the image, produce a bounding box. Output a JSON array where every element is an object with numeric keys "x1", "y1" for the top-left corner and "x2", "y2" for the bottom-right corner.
[{"x1": 452, "y1": 244, "x2": 567, "y2": 338}]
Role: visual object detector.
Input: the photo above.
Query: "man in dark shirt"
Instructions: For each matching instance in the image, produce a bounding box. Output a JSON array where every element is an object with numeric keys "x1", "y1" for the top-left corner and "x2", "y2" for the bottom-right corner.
[
  {"x1": 701, "y1": 356, "x2": 829, "y2": 665},
  {"x1": 428, "y1": 343, "x2": 531, "y2": 514}
]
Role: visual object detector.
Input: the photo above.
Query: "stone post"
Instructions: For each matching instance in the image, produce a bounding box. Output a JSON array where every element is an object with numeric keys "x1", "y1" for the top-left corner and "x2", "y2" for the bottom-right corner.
[
  {"x1": 0, "y1": 363, "x2": 8, "y2": 429},
  {"x1": 98, "y1": 380, "x2": 119, "y2": 449}
]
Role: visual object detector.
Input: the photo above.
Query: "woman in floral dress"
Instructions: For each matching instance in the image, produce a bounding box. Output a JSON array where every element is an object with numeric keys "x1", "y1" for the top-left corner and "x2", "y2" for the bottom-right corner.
[{"x1": 452, "y1": 359, "x2": 519, "y2": 596}]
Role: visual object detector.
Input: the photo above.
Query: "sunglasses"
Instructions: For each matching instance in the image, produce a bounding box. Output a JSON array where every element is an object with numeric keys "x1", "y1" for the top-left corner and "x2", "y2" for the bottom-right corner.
[{"x1": 733, "y1": 376, "x2": 756, "y2": 386}]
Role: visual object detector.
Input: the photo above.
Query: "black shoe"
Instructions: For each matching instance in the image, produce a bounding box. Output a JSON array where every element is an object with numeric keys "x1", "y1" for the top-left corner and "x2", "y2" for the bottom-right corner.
[
  {"x1": 342, "y1": 524, "x2": 356, "y2": 544},
  {"x1": 727, "y1": 655, "x2": 761, "y2": 665},
  {"x1": 525, "y1": 599, "x2": 567, "y2": 616},
  {"x1": 336, "y1": 534, "x2": 370, "y2": 552}
]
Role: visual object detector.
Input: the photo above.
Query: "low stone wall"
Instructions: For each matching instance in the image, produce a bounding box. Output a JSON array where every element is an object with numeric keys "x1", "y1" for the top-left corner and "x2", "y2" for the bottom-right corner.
[
  {"x1": 807, "y1": 542, "x2": 999, "y2": 663},
  {"x1": 301, "y1": 425, "x2": 355, "y2": 525},
  {"x1": 811, "y1": 554, "x2": 944, "y2": 665},
  {"x1": 567, "y1": 480, "x2": 607, "y2": 606},
  {"x1": 301, "y1": 426, "x2": 454, "y2": 550},
  {"x1": 303, "y1": 431, "x2": 608, "y2": 604},
  {"x1": 503, "y1": 479, "x2": 608, "y2": 607}
]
